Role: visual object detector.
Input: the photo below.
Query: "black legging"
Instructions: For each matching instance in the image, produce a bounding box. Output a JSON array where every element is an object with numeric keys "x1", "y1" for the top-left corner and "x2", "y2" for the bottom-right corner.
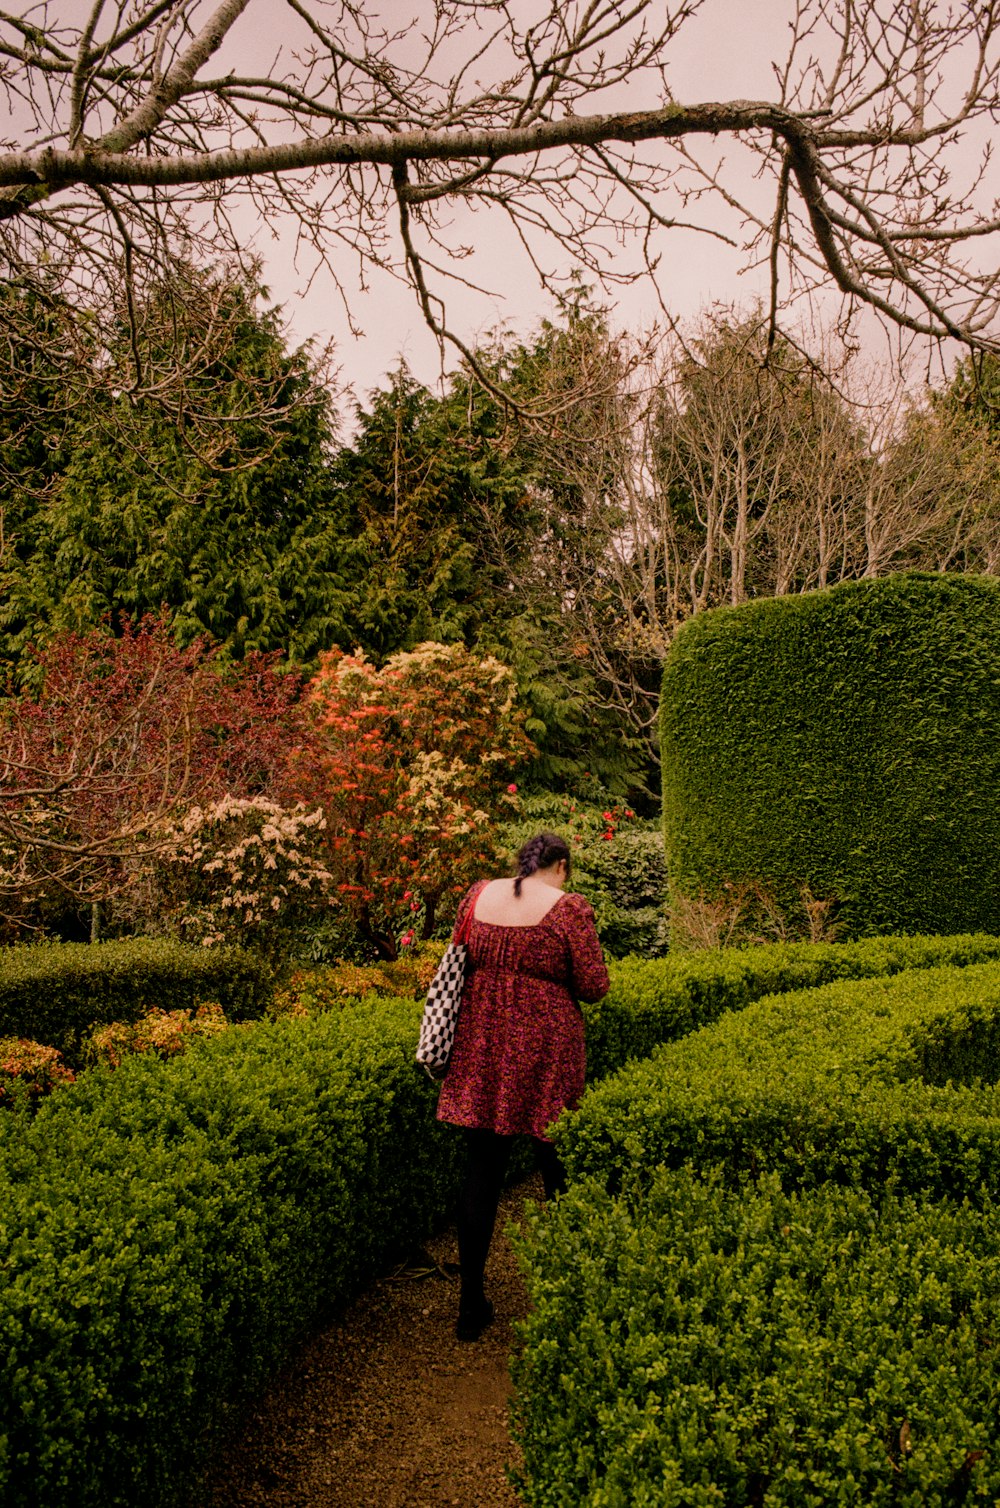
[{"x1": 456, "y1": 1127, "x2": 567, "y2": 1312}]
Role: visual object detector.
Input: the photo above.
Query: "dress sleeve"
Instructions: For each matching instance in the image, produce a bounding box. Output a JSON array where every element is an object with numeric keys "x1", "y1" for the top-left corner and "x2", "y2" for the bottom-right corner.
[{"x1": 559, "y1": 893, "x2": 610, "y2": 1003}]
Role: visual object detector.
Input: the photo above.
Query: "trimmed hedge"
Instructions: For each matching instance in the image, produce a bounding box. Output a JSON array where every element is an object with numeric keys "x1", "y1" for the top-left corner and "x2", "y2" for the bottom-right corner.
[
  {"x1": 7, "y1": 935, "x2": 1000, "y2": 1504},
  {"x1": 0, "y1": 996, "x2": 459, "y2": 1508},
  {"x1": 0, "y1": 938, "x2": 272, "y2": 1065},
  {"x1": 513, "y1": 1169, "x2": 1000, "y2": 1507},
  {"x1": 515, "y1": 958, "x2": 1000, "y2": 1504},
  {"x1": 584, "y1": 930, "x2": 1000, "y2": 1081},
  {"x1": 562, "y1": 958, "x2": 1000, "y2": 1200},
  {"x1": 660, "y1": 573, "x2": 1000, "y2": 938}
]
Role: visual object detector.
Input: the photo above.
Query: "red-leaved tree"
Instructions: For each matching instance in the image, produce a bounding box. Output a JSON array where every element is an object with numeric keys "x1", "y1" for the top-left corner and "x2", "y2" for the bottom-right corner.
[
  {"x1": 284, "y1": 642, "x2": 533, "y2": 959},
  {"x1": 0, "y1": 615, "x2": 303, "y2": 936}
]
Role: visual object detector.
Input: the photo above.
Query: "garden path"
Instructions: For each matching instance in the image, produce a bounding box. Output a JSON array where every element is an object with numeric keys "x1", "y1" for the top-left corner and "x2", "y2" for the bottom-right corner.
[{"x1": 198, "y1": 1177, "x2": 538, "y2": 1507}]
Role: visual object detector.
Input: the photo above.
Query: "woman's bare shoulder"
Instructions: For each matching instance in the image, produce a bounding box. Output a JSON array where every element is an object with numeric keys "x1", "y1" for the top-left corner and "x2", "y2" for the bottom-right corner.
[{"x1": 472, "y1": 876, "x2": 565, "y2": 927}]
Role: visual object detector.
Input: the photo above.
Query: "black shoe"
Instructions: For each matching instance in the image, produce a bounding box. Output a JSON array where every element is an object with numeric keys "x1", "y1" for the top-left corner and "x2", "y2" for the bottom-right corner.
[{"x1": 455, "y1": 1299, "x2": 494, "y2": 1342}]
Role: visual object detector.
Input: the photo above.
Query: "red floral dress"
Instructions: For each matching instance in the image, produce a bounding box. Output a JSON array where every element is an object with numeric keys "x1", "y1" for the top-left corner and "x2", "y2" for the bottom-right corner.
[{"x1": 435, "y1": 880, "x2": 610, "y2": 1140}]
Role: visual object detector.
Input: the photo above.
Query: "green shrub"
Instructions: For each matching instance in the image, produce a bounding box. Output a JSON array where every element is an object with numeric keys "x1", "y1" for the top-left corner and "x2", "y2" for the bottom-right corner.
[
  {"x1": 561, "y1": 958, "x2": 1000, "y2": 1200},
  {"x1": 583, "y1": 931, "x2": 1000, "y2": 1082},
  {"x1": 513, "y1": 1168, "x2": 1000, "y2": 1507},
  {"x1": 581, "y1": 827, "x2": 668, "y2": 959},
  {"x1": 0, "y1": 995, "x2": 459, "y2": 1508},
  {"x1": 0, "y1": 938, "x2": 272, "y2": 1065},
  {"x1": 660, "y1": 573, "x2": 1000, "y2": 938},
  {"x1": 8, "y1": 932, "x2": 1000, "y2": 1505},
  {"x1": 520, "y1": 936, "x2": 1000, "y2": 1506}
]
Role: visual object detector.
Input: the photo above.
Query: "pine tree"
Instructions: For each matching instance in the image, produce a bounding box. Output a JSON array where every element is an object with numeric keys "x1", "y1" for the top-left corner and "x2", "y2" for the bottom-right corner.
[{"x1": 0, "y1": 268, "x2": 362, "y2": 674}]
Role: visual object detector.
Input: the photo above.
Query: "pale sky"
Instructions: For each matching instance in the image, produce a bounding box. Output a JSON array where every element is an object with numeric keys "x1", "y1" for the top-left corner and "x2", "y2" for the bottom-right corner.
[
  {"x1": 33, "y1": 0, "x2": 990, "y2": 405},
  {"x1": 246, "y1": 1, "x2": 797, "y2": 408}
]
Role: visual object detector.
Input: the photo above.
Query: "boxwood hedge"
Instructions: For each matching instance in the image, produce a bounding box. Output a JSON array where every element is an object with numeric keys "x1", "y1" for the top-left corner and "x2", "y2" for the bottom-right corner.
[
  {"x1": 514, "y1": 958, "x2": 1000, "y2": 1504},
  {"x1": 660, "y1": 572, "x2": 1000, "y2": 938},
  {"x1": 513, "y1": 1169, "x2": 1000, "y2": 1507},
  {"x1": 562, "y1": 958, "x2": 1000, "y2": 1199},
  {"x1": 0, "y1": 938, "x2": 272, "y2": 1065},
  {"x1": 584, "y1": 930, "x2": 1000, "y2": 1080},
  {"x1": 6, "y1": 934, "x2": 1000, "y2": 1505},
  {"x1": 0, "y1": 998, "x2": 459, "y2": 1508}
]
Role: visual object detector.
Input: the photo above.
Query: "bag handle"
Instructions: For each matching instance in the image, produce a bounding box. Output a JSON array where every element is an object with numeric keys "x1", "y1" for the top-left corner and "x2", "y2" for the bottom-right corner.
[{"x1": 454, "y1": 886, "x2": 480, "y2": 946}]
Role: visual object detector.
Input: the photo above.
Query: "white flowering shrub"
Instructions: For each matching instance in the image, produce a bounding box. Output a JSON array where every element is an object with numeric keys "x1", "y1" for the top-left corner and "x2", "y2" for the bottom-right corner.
[{"x1": 148, "y1": 797, "x2": 333, "y2": 960}]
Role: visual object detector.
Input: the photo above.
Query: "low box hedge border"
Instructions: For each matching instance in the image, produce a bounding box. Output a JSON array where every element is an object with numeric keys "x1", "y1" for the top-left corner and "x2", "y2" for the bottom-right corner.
[
  {"x1": 0, "y1": 938, "x2": 273, "y2": 1066},
  {"x1": 584, "y1": 931, "x2": 1000, "y2": 1080},
  {"x1": 0, "y1": 997, "x2": 457, "y2": 1508},
  {"x1": 5, "y1": 932, "x2": 1000, "y2": 1505},
  {"x1": 511, "y1": 956, "x2": 1000, "y2": 1504},
  {"x1": 561, "y1": 957, "x2": 1000, "y2": 1202},
  {"x1": 513, "y1": 1167, "x2": 1000, "y2": 1507}
]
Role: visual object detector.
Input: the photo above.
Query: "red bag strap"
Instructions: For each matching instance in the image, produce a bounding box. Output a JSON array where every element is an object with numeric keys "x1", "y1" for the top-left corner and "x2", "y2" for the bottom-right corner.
[{"x1": 455, "y1": 881, "x2": 485, "y2": 945}]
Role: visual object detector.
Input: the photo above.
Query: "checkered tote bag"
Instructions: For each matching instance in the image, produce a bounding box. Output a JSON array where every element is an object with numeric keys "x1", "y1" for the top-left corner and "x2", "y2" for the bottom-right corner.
[{"x1": 416, "y1": 908, "x2": 473, "y2": 1080}]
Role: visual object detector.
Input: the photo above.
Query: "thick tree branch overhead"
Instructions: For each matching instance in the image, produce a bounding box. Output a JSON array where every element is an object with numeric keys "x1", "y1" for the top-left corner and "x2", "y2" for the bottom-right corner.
[{"x1": 2, "y1": 0, "x2": 999, "y2": 379}]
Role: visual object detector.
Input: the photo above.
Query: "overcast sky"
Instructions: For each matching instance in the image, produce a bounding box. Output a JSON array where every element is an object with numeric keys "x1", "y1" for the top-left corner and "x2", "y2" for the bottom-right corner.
[
  {"x1": 247, "y1": 2, "x2": 796, "y2": 408},
  {"x1": 38, "y1": 0, "x2": 982, "y2": 406}
]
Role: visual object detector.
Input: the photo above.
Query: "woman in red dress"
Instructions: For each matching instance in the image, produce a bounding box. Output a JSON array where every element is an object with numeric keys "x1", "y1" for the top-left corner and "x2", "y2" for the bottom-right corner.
[{"x1": 436, "y1": 831, "x2": 610, "y2": 1340}]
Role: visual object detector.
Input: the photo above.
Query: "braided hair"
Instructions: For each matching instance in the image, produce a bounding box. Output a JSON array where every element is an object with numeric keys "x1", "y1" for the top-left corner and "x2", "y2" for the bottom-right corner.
[{"x1": 513, "y1": 831, "x2": 572, "y2": 897}]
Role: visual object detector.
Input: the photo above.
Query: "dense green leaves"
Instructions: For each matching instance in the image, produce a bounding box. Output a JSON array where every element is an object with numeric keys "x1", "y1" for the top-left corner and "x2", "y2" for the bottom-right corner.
[
  {"x1": 516, "y1": 950, "x2": 1000, "y2": 1504},
  {"x1": 660, "y1": 572, "x2": 1000, "y2": 938},
  {"x1": 0, "y1": 271, "x2": 359, "y2": 672},
  {"x1": 562, "y1": 959, "x2": 1000, "y2": 1196},
  {"x1": 334, "y1": 363, "x2": 529, "y2": 656},
  {"x1": 4, "y1": 934, "x2": 1000, "y2": 1503},
  {"x1": 335, "y1": 353, "x2": 650, "y2": 794},
  {"x1": 514, "y1": 1171, "x2": 1000, "y2": 1507},
  {"x1": 583, "y1": 932, "x2": 1000, "y2": 1084},
  {"x1": 0, "y1": 999, "x2": 461, "y2": 1508}
]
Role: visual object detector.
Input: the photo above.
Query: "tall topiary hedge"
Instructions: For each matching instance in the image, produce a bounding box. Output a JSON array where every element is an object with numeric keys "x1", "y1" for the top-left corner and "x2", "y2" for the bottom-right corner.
[{"x1": 660, "y1": 573, "x2": 1000, "y2": 938}]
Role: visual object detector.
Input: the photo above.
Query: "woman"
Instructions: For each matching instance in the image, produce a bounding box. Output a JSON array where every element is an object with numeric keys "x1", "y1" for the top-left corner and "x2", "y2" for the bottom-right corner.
[{"x1": 436, "y1": 831, "x2": 610, "y2": 1340}]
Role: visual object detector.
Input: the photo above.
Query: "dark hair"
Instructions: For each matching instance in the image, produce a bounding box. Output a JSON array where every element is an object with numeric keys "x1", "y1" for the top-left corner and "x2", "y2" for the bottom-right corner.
[{"x1": 513, "y1": 831, "x2": 571, "y2": 896}]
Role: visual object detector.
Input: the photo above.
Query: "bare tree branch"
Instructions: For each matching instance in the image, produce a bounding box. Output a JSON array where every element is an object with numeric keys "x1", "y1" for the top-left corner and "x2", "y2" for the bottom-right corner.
[
  {"x1": 0, "y1": 0, "x2": 998, "y2": 410},
  {"x1": 484, "y1": 305, "x2": 1000, "y2": 738}
]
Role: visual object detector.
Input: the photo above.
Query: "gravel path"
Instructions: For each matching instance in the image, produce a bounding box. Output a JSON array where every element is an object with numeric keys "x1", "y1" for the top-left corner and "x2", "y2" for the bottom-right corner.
[{"x1": 197, "y1": 1177, "x2": 540, "y2": 1508}]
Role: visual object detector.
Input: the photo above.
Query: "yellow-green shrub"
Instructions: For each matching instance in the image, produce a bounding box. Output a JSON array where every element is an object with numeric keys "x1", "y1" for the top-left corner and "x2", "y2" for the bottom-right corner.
[
  {"x1": 85, "y1": 1003, "x2": 228, "y2": 1068},
  {"x1": 560, "y1": 959, "x2": 1000, "y2": 1197},
  {"x1": 514, "y1": 957, "x2": 1000, "y2": 1504},
  {"x1": 514, "y1": 1169, "x2": 1000, "y2": 1506}
]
